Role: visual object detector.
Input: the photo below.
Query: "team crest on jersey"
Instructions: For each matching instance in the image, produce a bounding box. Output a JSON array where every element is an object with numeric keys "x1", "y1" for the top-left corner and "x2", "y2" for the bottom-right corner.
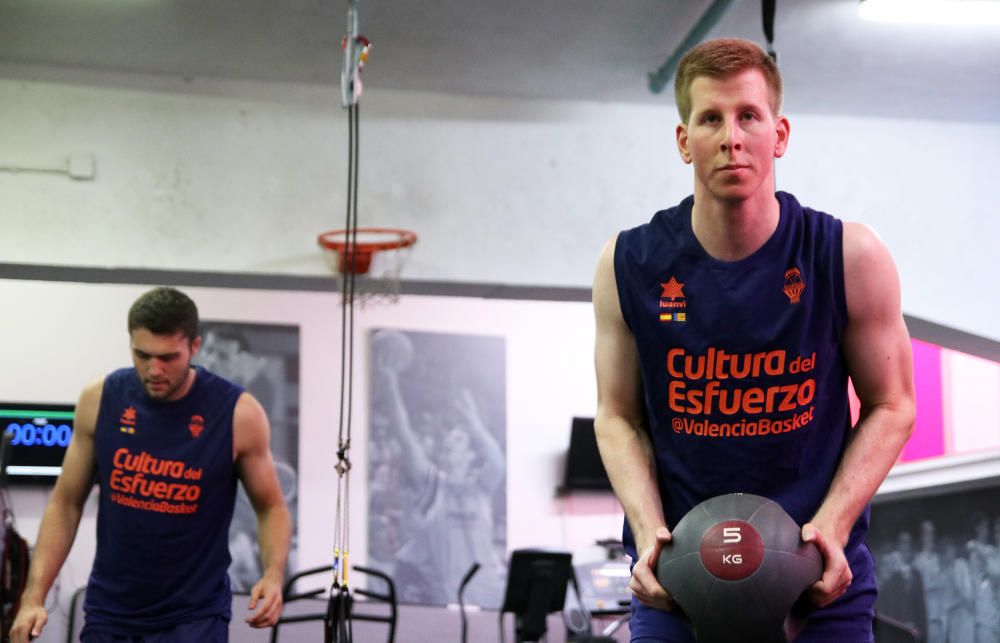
[
  {"x1": 658, "y1": 276, "x2": 687, "y2": 323},
  {"x1": 189, "y1": 415, "x2": 205, "y2": 438},
  {"x1": 119, "y1": 406, "x2": 137, "y2": 435},
  {"x1": 783, "y1": 267, "x2": 806, "y2": 304}
]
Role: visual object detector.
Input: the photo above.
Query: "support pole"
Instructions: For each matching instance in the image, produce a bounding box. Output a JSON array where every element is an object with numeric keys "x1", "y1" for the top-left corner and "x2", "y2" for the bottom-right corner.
[{"x1": 647, "y1": 0, "x2": 741, "y2": 94}]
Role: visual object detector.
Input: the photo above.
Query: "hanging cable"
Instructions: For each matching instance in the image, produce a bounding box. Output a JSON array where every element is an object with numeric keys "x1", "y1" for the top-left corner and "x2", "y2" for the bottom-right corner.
[
  {"x1": 327, "y1": 0, "x2": 370, "y2": 640},
  {"x1": 762, "y1": 0, "x2": 778, "y2": 62},
  {"x1": 328, "y1": 102, "x2": 358, "y2": 643}
]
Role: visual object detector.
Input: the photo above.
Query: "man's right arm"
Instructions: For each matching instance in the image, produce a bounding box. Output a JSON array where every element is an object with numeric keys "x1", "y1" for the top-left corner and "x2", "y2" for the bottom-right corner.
[
  {"x1": 592, "y1": 237, "x2": 672, "y2": 610},
  {"x1": 11, "y1": 378, "x2": 101, "y2": 642}
]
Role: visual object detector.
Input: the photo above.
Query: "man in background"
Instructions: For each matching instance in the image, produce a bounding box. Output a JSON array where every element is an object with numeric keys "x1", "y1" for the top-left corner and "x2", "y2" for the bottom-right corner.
[{"x1": 12, "y1": 287, "x2": 290, "y2": 642}]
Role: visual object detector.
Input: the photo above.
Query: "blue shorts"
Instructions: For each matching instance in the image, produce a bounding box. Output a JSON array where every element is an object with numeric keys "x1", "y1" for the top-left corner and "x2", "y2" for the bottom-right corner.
[
  {"x1": 630, "y1": 547, "x2": 876, "y2": 643},
  {"x1": 80, "y1": 615, "x2": 229, "y2": 643}
]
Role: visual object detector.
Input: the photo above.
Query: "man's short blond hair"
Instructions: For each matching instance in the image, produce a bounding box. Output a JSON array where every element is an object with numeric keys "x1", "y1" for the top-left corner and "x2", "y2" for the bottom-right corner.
[{"x1": 674, "y1": 38, "x2": 783, "y2": 124}]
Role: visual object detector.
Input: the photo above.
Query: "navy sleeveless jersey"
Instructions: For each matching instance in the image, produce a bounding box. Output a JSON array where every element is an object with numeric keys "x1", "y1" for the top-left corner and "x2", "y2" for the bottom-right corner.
[
  {"x1": 614, "y1": 192, "x2": 873, "y2": 588},
  {"x1": 84, "y1": 366, "x2": 242, "y2": 633}
]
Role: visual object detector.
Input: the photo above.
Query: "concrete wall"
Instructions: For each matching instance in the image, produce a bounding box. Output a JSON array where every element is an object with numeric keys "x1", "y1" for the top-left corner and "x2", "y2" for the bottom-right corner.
[{"x1": 2, "y1": 71, "x2": 998, "y2": 340}]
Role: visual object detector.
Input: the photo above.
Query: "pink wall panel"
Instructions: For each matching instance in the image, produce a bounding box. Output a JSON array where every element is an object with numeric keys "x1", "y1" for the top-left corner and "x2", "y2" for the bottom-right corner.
[
  {"x1": 941, "y1": 348, "x2": 1000, "y2": 454},
  {"x1": 901, "y1": 339, "x2": 945, "y2": 462}
]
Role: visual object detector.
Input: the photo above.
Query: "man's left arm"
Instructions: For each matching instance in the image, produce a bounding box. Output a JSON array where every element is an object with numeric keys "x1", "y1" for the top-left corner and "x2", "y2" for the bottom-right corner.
[
  {"x1": 234, "y1": 392, "x2": 292, "y2": 627},
  {"x1": 805, "y1": 222, "x2": 916, "y2": 607}
]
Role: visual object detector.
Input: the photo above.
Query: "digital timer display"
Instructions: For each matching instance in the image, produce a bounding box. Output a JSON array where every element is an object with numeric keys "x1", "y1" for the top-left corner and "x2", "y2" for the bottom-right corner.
[
  {"x1": 6, "y1": 421, "x2": 72, "y2": 448},
  {"x1": 0, "y1": 402, "x2": 76, "y2": 482}
]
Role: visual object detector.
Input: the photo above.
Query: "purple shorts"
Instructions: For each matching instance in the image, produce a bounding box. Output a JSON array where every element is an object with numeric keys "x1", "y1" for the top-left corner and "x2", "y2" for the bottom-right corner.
[{"x1": 80, "y1": 615, "x2": 228, "y2": 643}]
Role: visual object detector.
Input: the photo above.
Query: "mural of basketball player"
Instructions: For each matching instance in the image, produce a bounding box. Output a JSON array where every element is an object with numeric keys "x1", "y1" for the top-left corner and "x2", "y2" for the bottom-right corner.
[
  {"x1": 369, "y1": 329, "x2": 506, "y2": 608},
  {"x1": 196, "y1": 324, "x2": 299, "y2": 592}
]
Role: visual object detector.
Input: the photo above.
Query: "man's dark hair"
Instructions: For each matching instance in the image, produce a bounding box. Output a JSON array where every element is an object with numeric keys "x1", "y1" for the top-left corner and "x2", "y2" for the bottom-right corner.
[{"x1": 127, "y1": 287, "x2": 199, "y2": 342}]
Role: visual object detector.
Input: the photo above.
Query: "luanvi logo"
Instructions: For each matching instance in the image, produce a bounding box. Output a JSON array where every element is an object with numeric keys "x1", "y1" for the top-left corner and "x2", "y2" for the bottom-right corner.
[
  {"x1": 119, "y1": 406, "x2": 137, "y2": 435},
  {"x1": 658, "y1": 276, "x2": 688, "y2": 323},
  {"x1": 660, "y1": 277, "x2": 685, "y2": 300}
]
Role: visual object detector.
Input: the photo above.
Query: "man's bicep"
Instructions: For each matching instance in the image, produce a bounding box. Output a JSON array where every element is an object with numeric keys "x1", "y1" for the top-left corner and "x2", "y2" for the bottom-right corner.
[
  {"x1": 53, "y1": 380, "x2": 102, "y2": 507},
  {"x1": 595, "y1": 316, "x2": 644, "y2": 423},
  {"x1": 54, "y1": 437, "x2": 97, "y2": 509},
  {"x1": 593, "y1": 238, "x2": 643, "y2": 424},
  {"x1": 841, "y1": 223, "x2": 914, "y2": 411},
  {"x1": 234, "y1": 394, "x2": 285, "y2": 511}
]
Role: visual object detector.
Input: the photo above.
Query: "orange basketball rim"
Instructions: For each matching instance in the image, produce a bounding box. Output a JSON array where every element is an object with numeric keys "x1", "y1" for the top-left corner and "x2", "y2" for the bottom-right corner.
[{"x1": 317, "y1": 227, "x2": 418, "y2": 275}]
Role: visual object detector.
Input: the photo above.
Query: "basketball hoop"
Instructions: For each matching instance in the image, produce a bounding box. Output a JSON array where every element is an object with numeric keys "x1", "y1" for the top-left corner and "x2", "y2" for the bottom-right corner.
[{"x1": 317, "y1": 227, "x2": 417, "y2": 304}]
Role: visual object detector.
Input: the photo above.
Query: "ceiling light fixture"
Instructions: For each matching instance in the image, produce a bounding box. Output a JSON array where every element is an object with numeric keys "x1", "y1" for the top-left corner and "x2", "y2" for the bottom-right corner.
[{"x1": 859, "y1": 0, "x2": 1000, "y2": 25}]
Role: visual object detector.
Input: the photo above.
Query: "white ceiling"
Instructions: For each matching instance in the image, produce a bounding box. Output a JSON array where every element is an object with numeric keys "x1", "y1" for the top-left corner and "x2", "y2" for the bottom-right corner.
[{"x1": 1, "y1": 0, "x2": 998, "y2": 122}]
